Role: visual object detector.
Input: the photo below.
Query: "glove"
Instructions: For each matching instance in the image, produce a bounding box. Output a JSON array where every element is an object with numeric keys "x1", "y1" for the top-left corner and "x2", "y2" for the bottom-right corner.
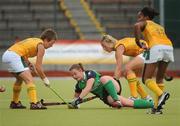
[
  {"x1": 43, "y1": 77, "x2": 50, "y2": 87},
  {"x1": 70, "y1": 97, "x2": 82, "y2": 106},
  {"x1": 68, "y1": 97, "x2": 82, "y2": 109},
  {"x1": 0, "y1": 85, "x2": 6, "y2": 92}
]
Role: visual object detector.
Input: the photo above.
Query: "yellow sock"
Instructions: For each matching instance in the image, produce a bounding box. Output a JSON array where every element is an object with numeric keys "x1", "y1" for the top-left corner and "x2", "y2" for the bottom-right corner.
[
  {"x1": 145, "y1": 79, "x2": 163, "y2": 97},
  {"x1": 137, "y1": 80, "x2": 148, "y2": 99},
  {"x1": 154, "y1": 83, "x2": 165, "y2": 108},
  {"x1": 127, "y1": 73, "x2": 138, "y2": 98},
  {"x1": 13, "y1": 83, "x2": 22, "y2": 103},
  {"x1": 27, "y1": 83, "x2": 38, "y2": 103}
]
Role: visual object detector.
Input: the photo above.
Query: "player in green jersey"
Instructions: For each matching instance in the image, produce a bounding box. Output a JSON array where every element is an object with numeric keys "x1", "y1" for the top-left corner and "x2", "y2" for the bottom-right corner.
[{"x1": 68, "y1": 63, "x2": 154, "y2": 109}]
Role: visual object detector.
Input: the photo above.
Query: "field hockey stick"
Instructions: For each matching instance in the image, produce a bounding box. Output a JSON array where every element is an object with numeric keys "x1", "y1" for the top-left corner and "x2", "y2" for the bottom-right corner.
[
  {"x1": 40, "y1": 99, "x2": 67, "y2": 106},
  {"x1": 164, "y1": 74, "x2": 173, "y2": 81},
  {"x1": 40, "y1": 96, "x2": 97, "y2": 106},
  {"x1": 47, "y1": 86, "x2": 69, "y2": 106}
]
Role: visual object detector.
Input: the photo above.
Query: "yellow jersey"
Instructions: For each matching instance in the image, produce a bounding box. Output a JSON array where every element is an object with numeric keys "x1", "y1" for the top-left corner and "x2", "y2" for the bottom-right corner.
[
  {"x1": 114, "y1": 38, "x2": 147, "y2": 57},
  {"x1": 142, "y1": 20, "x2": 172, "y2": 48},
  {"x1": 8, "y1": 38, "x2": 43, "y2": 58}
]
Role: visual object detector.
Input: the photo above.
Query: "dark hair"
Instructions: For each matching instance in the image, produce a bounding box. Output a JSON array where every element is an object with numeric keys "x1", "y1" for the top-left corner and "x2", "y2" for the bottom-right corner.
[
  {"x1": 69, "y1": 63, "x2": 85, "y2": 71},
  {"x1": 40, "y1": 28, "x2": 57, "y2": 42},
  {"x1": 141, "y1": 7, "x2": 159, "y2": 20}
]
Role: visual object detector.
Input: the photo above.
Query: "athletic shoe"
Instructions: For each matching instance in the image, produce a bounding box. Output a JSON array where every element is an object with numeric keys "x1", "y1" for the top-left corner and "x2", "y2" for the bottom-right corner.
[
  {"x1": 30, "y1": 102, "x2": 47, "y2": 110},
  {"x1": 144, "y1": 95, "x2": 154, "y2": 102},
  {"x1": 111, "y1": 100, "x2": 122, "y2": 108},
  {"x1": 10, "y1": 101, "x2": 26, "y2": 109},
  {"x1": 146, "y1": 108, "x2": 163, "y2": 114},
  {"x1": 157, "y1": 92, "x2": 170, "y2": 110},
  {"x1": 128, "y1": 96, "x2": 139, "y2": 101}
]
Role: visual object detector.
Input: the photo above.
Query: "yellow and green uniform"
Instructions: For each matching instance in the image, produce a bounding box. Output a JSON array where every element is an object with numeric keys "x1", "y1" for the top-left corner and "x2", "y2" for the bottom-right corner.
[
  {"x1": 7, "y1": 38, "x2": 43, "y2": 104},
  {"x1": 142, "y1": 20, "x2": 173, "y2": 108},
  {"x1": 114, "y1": 37, "x2": 147, "y2": 57},
  {"x1": 114, "y1": 37, "x2": 149, "y2": 99},
  {"x1": 142, "y1": 20, "x2": 172, "y2": 48},
  {"x1": 8, "y1": 38, "x2": 43, "y2": 59}
]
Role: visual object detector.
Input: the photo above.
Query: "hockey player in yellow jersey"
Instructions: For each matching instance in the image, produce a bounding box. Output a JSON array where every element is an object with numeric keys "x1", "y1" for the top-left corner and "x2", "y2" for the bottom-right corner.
[
  {"x1": 101, "y1": 35, "x2": 152, "y2": 101},
  {"x1": 134, "y1": 7, "x2": 174, "y2": 114},
  {"x1": 2, "y1": 29, "x2": 57, "y2": 109}
]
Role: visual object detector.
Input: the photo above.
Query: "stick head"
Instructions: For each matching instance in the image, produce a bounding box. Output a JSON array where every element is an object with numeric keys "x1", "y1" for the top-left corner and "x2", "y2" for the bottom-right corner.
[
  {"x1": 40, "y1": 99, "x2": 44, "y2": 105},
  {"x1": 164, "y1": 76, "x2": 173, "y2": 81},
  {"x1": 67, "y1": 104, "x2": 79, "y2": 109}
]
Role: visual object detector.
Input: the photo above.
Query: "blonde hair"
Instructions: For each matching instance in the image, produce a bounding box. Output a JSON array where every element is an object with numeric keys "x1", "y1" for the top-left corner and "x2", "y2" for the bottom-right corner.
[{"x1": 101, "y1": 34, "x2": 117, "y2": 44}]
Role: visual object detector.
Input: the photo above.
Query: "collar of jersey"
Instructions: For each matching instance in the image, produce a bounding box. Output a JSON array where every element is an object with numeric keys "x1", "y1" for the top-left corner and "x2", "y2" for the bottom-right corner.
[{"x1": 82, "y1": 72, "x2": 87, "y2": 81}]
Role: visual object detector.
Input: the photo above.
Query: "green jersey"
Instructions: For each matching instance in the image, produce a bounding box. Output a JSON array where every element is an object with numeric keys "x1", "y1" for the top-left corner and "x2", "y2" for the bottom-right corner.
[{"x1": 75, "y1": 70, "x2": 105, "y2": 98}]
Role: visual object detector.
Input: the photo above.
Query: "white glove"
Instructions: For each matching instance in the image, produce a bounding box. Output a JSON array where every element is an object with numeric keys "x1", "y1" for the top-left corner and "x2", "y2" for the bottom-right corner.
[
  {"x1": 0, "y1": 85, "x2": 6, "y2": 92},
  {"x1": 43, "y1": 77, "x2": 50, "y2": 87},
  {"x1": 68, "y1": 98, "x2": 80, "y2": 109}
]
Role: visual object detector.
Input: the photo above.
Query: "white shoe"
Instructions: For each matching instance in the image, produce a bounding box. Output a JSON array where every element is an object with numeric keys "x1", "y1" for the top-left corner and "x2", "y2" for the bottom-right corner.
[
  {"x1": 144, "y1": 95, "x2": 154, "y2": 106},
  {"x1": 157, "y1": 92, "x2": 170, "y2": 109},
  {"x1": 146, "y1": 108, "x2": 163, "y2": 114},
  {"x1": 111, "y1": 100, "x2": 122, "y2": 108},
  {"x1": 128, "y1": 96, "x2": 139, "y2": 101},
  {"x1": 144, "y1": 95, "x2": 153, "y2": 102}
]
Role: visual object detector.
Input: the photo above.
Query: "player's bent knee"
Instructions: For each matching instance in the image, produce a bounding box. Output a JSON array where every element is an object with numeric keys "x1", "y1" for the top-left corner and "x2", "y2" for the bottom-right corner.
[{"x1": 100, "y1": 76, "x2": 112, "y2": 84}]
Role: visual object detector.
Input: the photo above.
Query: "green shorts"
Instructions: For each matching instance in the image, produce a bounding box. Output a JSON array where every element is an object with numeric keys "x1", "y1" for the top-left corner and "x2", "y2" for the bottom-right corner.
[
  {"x1": 92, "y1": 85, "x2": 121, "y2": 107},
  {"x1": 91, "y1": 75, "x2": 122, "y2": 107}
]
